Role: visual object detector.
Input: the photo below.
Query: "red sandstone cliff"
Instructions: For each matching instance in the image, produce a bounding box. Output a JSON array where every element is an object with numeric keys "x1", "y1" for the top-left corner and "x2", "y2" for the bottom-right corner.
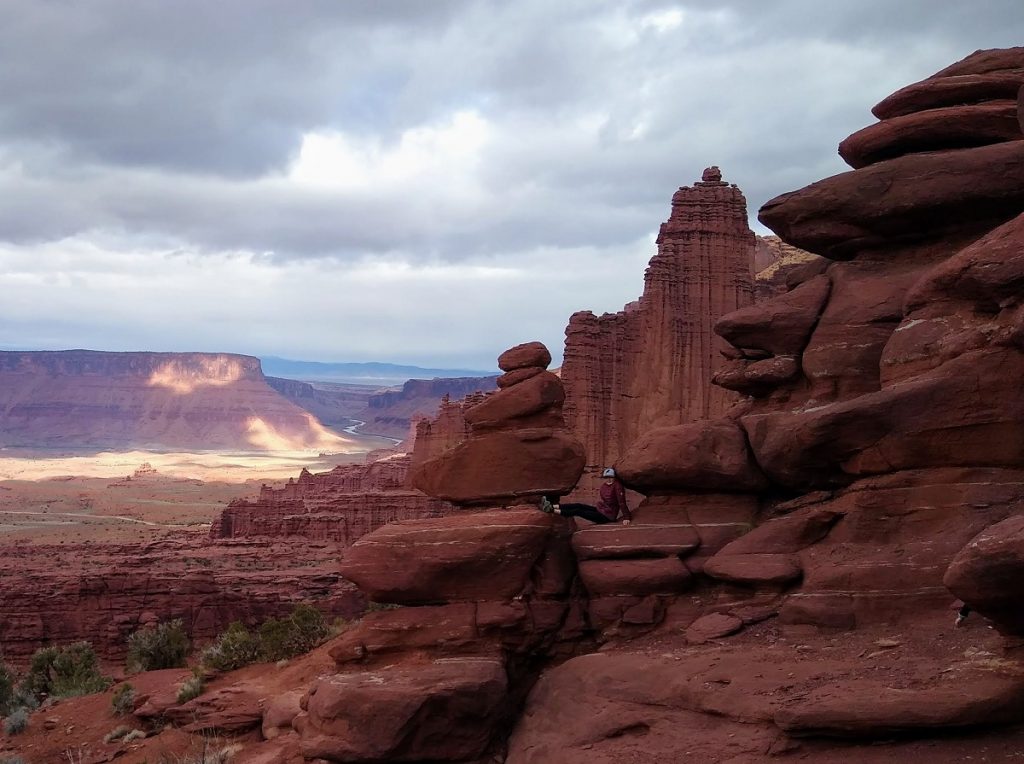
[
  {"x1": 211, "y1": 455, "x2": 452, "y2": 542},
  {"x1": 0, "y1": 350, "x2": 353, "y2": 451},
  {"x1": 560, "y1": 167, "x2": 754, "y2": 491},
  {"x1": 0, "y1": 536, "x2": 362, "y2": 663}
]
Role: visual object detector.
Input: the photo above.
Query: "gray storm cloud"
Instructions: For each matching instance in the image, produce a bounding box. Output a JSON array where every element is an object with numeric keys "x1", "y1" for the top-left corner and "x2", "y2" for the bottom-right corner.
[{"x1": 1, "y1": 0, "x2": 1022, "y2": 366}]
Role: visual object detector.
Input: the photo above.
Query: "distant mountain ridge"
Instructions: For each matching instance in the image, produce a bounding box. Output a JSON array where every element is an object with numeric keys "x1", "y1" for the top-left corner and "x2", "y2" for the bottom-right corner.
[{"x1": 261, "y1": 356, "x2": 497, "y2": 385}]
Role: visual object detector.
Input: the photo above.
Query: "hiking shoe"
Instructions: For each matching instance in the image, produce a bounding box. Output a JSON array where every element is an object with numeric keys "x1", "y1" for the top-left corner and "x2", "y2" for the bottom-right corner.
[{"x1": 538, "y1": 496, "x2": 554, "y2": 514}]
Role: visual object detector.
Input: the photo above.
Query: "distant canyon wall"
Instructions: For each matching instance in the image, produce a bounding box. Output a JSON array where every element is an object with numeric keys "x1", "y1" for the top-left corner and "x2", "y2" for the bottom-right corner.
[
  {"x1": 211, "y1": 455, "x2": 453, "y2": 542},
  {"x1": 0, "y1": 350, "x2": 348, "y2": 451},
  {"x1": 0, "y1": 537, "x2": 363, "y2": 663}
]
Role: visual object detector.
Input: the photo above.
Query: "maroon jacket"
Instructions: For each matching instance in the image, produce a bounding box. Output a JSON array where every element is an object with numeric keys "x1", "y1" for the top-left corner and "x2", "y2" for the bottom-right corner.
[{"x1": 596, "y1": 479, "x2": 631, "y2": 522}]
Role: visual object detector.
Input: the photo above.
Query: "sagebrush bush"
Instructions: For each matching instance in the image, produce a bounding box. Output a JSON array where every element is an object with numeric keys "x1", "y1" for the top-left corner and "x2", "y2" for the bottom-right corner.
[
  {"x1": 259, "y1": 605, "x2": 330, "y2": 662},
  {"x1": 103, "y1": 724, "x2": 131, "y2": 743},
  {"x1": 175, "y1": 675, "x2": 205, "y2": 704},
  {"x1": 111, "y1": 683, "x2": 136, "y2": 716},
  {"x1": 199, "y1": 622, "x2": 260, "y2": 672},
  {"x1": 3, "y1": 707, "x2": 28, "y2": 735},
  {"x1": 19, "y1": 642, "x2": 111, "y2": 701},
  {"x1": 126, "y1": 619, "x2": 190, "y2": 673},
  {"x1": 0, "y1": 756, "x2": 26, "y2": 764}
]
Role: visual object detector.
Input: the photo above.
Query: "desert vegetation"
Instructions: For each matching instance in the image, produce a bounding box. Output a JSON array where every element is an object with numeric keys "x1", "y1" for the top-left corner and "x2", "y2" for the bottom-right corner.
[
  {"x1": 126, "y1": 619, "x2": 191, "y2": 673},
  {"x1": 19, "y1": 642, "x2": 111, "y2": 702},
  {"x1": 199, "y1": 604, "x2": 332, "y2": 672},
  {"x1": 111, "y1": 682, "x2": 136, "y2": 716}
]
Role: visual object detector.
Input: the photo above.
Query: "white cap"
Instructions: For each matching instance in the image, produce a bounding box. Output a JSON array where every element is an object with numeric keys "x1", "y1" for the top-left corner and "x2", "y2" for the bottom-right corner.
[{"x1": 602, "y1": 467, "x2": 616, "y2": 478}]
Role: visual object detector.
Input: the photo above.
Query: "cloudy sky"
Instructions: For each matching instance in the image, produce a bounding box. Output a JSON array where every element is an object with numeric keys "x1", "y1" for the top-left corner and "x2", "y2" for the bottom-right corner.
[{"x1": 1, "y1": 1, "x2": 1022, "y2": 370}]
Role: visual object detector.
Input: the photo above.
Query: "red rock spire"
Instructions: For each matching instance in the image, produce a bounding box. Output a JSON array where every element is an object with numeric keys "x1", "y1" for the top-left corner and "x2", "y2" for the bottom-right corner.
[{"x1": 561, "y1": 169, "x2": 754, "y2": 493}]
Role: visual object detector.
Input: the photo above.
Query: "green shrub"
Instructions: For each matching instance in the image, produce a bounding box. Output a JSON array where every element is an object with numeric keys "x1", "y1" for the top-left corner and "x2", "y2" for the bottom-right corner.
[
  {"x1": 3, "y1": 707, "x2": 28, "y2": 735},
  {"x1": 199, "y1": 622, "x2": 261, "y2": 672},
  {"x1": 0, "y1": 662, "x2": 14, "y2": 716},
  {"x1": 19, "y1": 642, "x2": 111, "y2": 701},
  {"x1": 259, "y1": 604, "x2": 330, "y2": 662},
  {"x1": 122, "y1": 729, "x2": 146, "y2": 743},
  {"x1": 111, "y1": 683, "x2": 136, "y2": 716},
  {"x1": 176, "y1": 675, "x2": 205, "y2": 704},
  {"x1": 126, "y1": 619, "x2": 190, "y2": 673},
  {"x1": 0, "y1": 756, "x2": 26, "y2": 764}
]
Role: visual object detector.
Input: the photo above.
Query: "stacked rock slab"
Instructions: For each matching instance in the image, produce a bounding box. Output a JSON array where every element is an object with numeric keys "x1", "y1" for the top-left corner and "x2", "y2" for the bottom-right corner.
[
  {"x1": 410, "y1": 341, "x2": 586, "y2": 504},
  {"x1": 606, "y1": 48, "x2": 1024, "y2": 635},
  {"x1": 293, "y1": 345, "x2": 587, "y2": 761},
  {"x1": 560, "y1": 168, "x2": 755, "y2": 496},
  {"x1": 294, "y1": 507, "x2": 584, "y2": 760}
]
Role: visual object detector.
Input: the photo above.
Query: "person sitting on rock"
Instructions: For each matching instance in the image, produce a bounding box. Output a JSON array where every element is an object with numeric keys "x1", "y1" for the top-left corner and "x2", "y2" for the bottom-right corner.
[{"x1": 538, "y1": 467, "x2": 632, "y2": 526}]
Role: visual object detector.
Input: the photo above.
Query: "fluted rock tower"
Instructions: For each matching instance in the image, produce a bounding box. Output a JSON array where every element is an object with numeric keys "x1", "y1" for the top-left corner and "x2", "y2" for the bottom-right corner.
[{"x1": 561, "y1": 167, "x2": 755, "y2": 492}]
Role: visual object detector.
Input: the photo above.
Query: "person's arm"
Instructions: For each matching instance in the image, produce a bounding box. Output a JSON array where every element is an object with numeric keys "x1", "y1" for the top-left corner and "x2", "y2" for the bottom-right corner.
[{"x1": 616, "y1": 480, "x2": 632, "y2": 523}]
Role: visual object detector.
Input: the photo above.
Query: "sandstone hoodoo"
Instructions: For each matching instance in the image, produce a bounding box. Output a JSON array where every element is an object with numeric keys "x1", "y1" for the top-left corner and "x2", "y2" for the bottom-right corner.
[
  {"x1": 560, "y1": 167, "x2": 755, "y2": 496},
  {"x1": 0, "y1": 350, "x2": 353, "y2": 451},
  {"x1": 409, "y1": 341, "x2": 586, "y2": 505}
]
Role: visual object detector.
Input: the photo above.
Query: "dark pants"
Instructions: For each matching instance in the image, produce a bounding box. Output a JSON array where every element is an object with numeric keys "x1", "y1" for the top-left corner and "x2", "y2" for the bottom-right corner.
[
  {"x1": 558, "y1": 502, "x2": 613, "y2": 525},
  {"x1": 959, "y1": 604, "x2": 971, "y2": 618}
]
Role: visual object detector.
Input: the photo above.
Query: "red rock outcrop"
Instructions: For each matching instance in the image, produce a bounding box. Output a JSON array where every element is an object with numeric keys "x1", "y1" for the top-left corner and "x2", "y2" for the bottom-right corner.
[
  {"x1": 409, "y1": 342, "x2": 585, "y2": 504},
  {"x1": 296, "y1": 657, "x2": 509, "y2": 762},
  {"x1": 0, "y1": 350, "x2": 352, "y2": 451},
  {"x1": 560, "y1": 167, "x2": 754, "y2": 495},
  {"x1": 604, "y1": 48, "x2": 1024, "y2": 638},
  {"x1": 210, "y1": 455, "x2": 452, "y2": 542},
  {"x1": 945, "y1": 514, "x2": 1024, "y2": 636},
  {"x1": 282, "y1": 503, "x2": 585, "y2": 762}
]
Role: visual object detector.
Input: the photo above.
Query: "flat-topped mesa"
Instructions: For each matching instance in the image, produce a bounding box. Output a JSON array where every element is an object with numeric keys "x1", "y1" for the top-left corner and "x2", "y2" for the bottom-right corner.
[
  {"x1": 409, "y1": 342, "x2": 585, "y2": 505},
  {"x1": 561, "y1": 168, "x2": 754, "y2": 494},
  {"x1": 0, "y1": 349, "x2": 351, "y2": 451}
]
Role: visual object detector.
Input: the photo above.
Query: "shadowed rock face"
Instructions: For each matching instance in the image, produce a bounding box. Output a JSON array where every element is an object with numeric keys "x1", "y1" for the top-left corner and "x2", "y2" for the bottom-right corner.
[
  {"x1": 0, "y1": 350, "x2": 349, "y2": 451},
  {"x1": 606, "y1": 46, "x2": 1024, "y2": 636}
]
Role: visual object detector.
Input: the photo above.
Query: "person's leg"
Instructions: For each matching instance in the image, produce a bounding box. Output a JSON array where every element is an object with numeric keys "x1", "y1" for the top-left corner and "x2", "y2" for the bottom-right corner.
[
  {"x1": 955, "y1": 604, "x2": 971, "y2": 627},
  {"x1": 557, "y1": 502, "x2": 612, "y2": 524}
]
